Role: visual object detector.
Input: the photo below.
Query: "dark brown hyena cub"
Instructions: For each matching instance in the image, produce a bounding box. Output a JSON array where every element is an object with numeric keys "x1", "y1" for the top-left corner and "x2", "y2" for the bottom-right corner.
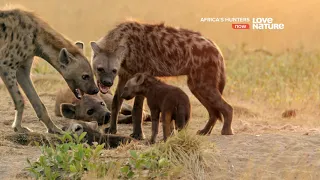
[{"x1": 121, "y1": 73, "x2": 191, "y2": 143}]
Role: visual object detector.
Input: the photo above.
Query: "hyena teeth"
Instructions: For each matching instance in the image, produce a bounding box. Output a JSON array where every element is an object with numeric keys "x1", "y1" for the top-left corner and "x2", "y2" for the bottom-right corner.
[
  {"x1": 98, "y1": 82, "x2": 110, "y2": 94},
  {"x1": 75, "y1": 89, "x2": 82, "y2": 99}
]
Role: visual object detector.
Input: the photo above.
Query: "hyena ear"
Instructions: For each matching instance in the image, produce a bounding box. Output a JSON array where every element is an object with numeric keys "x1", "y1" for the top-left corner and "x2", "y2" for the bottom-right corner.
[
  {"x1": 61, "y1": 103, "x2": 76, "y2": 119},
  {"x1": 90, "y1": 41, "x2": 101, "y2": 54},
  {"x1": 84, "y1": 121, "x2": 99, "y2": 131},
  {"x1": 75, "y1": 41, "x2": 84, "y2": 51},
  {"x1": 59, "y1": 48, "x2": 71, "y2": 66},
  {"x1": 136, "y1": 73, "x2": 145, "y2": 85}
]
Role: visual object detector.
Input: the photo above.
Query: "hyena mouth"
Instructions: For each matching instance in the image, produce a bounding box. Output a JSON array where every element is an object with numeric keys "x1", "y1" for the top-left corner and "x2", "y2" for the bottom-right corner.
[
  {"x1": 75, "y1": 88, "x2": 84, "y2": 99},
  {"x1": 97, "y1": 81, "x2": 110, "y2": 94}
]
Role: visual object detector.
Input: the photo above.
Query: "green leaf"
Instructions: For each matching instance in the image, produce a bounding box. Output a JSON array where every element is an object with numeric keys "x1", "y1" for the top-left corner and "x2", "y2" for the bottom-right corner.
[
  {"x1": 64, "y1": 133, "x2": 73, "y2": 143},
  {"x1": 127, "y1": 171, "x2": 134, "y2": 178},
  {"x1": 78, "y1": 132, "x2": 87, "y2": 142},
  {"x1": 70, "y1": 164, "x2": 77, "y2": 173},
  {"x1": 130, "y1": 150, "x2": 138, "y2": 159},
  {"x1": 55, "y1": 155, "x2": 63, "y2": 163},
  {"x1": 93, "y1": 144, "x2": 104, "y2": 156},
  {"x1": 120, "y1": 165, "x2": 129, "y2": 173}
]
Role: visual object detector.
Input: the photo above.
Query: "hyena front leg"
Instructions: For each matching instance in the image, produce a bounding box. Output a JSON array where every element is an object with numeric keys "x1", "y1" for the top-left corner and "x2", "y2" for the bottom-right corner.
[
  {"x1": 150, "y1": 109, "x2": 160, "y2": 144},
  {"x1": 16, "y1": 59, "x2": 62, "y2": 134},
  {"x1": 188, "y1": 85, "x2": 219, "y2": 135},
  {"x1": 0, "y1": 67, "x2": 31, "y2": 133},
  {"x1": 131, "y1": 95, "x2": 146, "y2": 140},
  {"x1": 106, "y1": 77, "x2": 127, "y2": 134}
]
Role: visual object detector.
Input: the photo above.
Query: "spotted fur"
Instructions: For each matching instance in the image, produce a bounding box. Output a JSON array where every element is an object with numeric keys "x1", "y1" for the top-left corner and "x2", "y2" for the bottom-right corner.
[
  {"x1": 91, "y1": 20, "x2": 233, "y2": 139},
  {"x1": 0, "y1": 6, "x2": 98, "y2": 134}
]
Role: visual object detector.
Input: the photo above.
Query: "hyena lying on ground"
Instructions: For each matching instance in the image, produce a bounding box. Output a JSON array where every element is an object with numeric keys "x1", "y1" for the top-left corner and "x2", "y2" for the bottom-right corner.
[
  {"x1": 91, "y1": 20, "x2": 233, "y2": 139},
  {"x1": 61, "y1": 121, "x2": 134, "y2": 148},
  {"x1": 5, "y1": 121, "x2": 134, "y2": 148},
  {"x1": 54, "y1": 88, "x2": 151, "y2": 125},
  {"x1": 121, "y1": 73, "x2": 191, "y2": 143},
  {"x1": 0, "y1": 7, "x2": 98, "y2": 134}
]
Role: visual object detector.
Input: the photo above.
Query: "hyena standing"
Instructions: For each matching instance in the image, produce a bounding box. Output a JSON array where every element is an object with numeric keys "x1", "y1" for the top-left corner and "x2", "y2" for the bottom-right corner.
[
  {"x1": 0, "y1": 7, "x2": 98, "y2": 133},
  {"x1": 91, "y1": 21, "x2": 233, "y2": 139}
]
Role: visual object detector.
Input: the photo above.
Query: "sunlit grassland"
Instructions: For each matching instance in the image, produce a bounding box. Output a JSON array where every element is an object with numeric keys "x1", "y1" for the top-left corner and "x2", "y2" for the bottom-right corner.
[{"x1": 31, "y1": 45, "x2": 320, "y2": 110}]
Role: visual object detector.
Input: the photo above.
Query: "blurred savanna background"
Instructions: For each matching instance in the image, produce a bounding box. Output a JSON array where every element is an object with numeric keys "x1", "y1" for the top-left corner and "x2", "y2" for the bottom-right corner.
[{"x1": 0, "y1": 0, "x2": 320, "y2": 179}]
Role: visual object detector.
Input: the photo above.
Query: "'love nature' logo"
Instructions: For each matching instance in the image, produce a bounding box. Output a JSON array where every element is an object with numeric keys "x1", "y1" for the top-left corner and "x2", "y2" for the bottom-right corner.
[
  {"x1": 252, "y1": 18, "x2": 284, "y2": 30},
  {"x1": 200, "y1": 17, "x2": 284, "y2": 30}
]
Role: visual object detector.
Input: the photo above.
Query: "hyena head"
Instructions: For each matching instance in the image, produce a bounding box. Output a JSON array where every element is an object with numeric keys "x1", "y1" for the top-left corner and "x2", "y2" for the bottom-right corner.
[
  {"x1": 121, "y1": 73, "x2": 149, "y2": 100},
  {"x1": 59, "y1": 42, "x2": 99, "y2": 99},
  {"x1": 62, "y1": 121, "x2": 99, "y2": 137},
  {"x1": 60, "y1": 94, "x2": 111, "y2": 125},
  {"x1": 90, "y1": 41, "x2": 125, "y2": 94}
]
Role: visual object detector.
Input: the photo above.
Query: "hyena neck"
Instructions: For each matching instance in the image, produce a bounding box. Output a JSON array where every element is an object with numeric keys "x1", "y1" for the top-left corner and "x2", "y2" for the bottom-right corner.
[
  {"x1": 35, "y1": 27, "x2": 80, "y2": 74},
  {"x1": 144, "y1": 80, "x2": 162, "y2": 97}
]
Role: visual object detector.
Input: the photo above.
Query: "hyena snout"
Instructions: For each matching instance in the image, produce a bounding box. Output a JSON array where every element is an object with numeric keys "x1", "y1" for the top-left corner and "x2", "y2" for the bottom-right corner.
[
  {"x1": 88, "y1": 87, "x2": 99, "y2": 95},
  {"x1": 120, "y1": 91, "x2": 134, "y2": 100},
  {"x1": 62, "y1": 123, "x2": 84, "y2": 136},
  {"x1": 100, "y1": 112, "x2": 111, "y2": 125},
  {"x1": 101, "y1": 79, "x2": 113, "y2": 87}
]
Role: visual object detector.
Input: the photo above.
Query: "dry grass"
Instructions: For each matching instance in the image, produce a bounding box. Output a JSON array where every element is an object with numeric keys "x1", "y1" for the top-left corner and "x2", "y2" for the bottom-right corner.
[
  {"x1": 83, "y1": 129, "x2": 212, "y2": 180},
  {"x1": 0, "y1": 1, "x2": 319, "y2": 179}
]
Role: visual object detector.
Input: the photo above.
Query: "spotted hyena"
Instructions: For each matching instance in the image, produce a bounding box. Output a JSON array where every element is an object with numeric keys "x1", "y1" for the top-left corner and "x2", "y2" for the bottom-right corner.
[
  {"x1": 91, "y1": 20, "x2": 233, "y2": 139},
  {"x1": 121, "y1": 73, "x2": 191, "y2": 143},
  {"x1": 54, "y1": 88, "x2": 151, "y2": 125},
  {"x1": 61, "y1": 121, "x2": 134, "y2": 148},
  {"x1": 0, "y1": 7, "x2": 98, "y2": 134},
  {"x1": 5, "y1": 121, "x2": 134, "y2": 148}
]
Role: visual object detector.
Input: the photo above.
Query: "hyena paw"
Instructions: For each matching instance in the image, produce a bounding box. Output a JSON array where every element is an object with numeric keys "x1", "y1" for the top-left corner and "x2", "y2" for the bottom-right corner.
[
  {"x1": 47, "y1": 126, "x2": 64, "y2": 135},
  {"x1": 149, "y1": 138, "x2": 156, "y2": 144},
  {"x1": 221, "y1": 128, "x2": 234, "y2": 135},
  {"x1": 130, "y1": 132, "x2": 145, "y2": 140},
  {"x1": 13, "y1": 126, "x2": 33, "y2": 133},
  {"x1": 196, "y1": 129, "x2": 211, "y2": 136},
  {"x1": 104, "y1": 127, "x2": 117, "y2": 134}
]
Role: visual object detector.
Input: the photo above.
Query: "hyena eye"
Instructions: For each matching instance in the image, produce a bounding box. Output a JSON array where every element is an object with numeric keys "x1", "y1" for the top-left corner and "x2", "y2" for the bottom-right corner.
[
  {"x1": 112, "y1": 69, "x2": 117, "y2": 74},
  {"x1": 82, "y1": 74, "x2": 90, "y2": 80},
  {"x1": 97, "y1": 67, "x2": 104, "y2": 73},
  {"x1": 100, "y1": 102, "x2": 105, "y2": 106},
  {"x1": 87, "y1": 109, "x2": 94, "y2": 115}
]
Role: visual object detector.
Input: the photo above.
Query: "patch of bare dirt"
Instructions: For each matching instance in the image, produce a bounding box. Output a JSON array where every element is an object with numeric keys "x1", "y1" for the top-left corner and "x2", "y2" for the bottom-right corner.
[{"x1": 0, "y1": 76, "x2": 319, "y2": 179}]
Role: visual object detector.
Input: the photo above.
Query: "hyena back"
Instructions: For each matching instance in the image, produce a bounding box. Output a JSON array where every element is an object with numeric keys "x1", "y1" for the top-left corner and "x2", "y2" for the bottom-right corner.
[
  {"x1": 0, "y1": 7, "x2": 98, "y2": 134},
  {"x1": 91, "y1": 20, "x2": 233, "y2": 139}
]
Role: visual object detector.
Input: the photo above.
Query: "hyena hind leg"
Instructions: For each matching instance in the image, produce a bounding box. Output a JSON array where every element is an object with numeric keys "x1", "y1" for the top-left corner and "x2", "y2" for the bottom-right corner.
[
  {"x1": 188, "y1": 77, "x2": 233, "y2": 135},
  {"x1": 161, "y1": 111, "x2": 173, "y2": 141},
  {"x1": 197, "y1": 88, "x2": 233, "y2": 135},
  {"x1": 16, "y1": 60, "x2": 62, "y2": 134},
  {"x1": 0, "y1": 67, "x2": 31, "y2": 133}
]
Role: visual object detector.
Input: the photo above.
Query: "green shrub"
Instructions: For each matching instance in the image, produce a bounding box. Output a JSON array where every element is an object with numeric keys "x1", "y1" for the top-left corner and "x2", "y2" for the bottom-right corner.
[
  {"x1": 120, "y1": 150, "x2": 171, "y2": 179},
  {"x1": 26, "y1": 132, "x2": 106, "y2": 180},
  {"x1": 25, "y1": 132, "x2": 175, "y2": 180}
]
